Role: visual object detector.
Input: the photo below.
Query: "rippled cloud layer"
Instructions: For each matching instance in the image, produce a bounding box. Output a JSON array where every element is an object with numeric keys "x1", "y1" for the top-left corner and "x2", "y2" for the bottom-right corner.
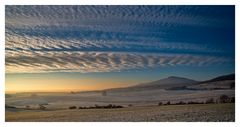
[
  {"x1": 5, "y1": 6, "x2": 235, "y2": 73},
  {"x1": 6, "y1": 51, "x2": 232, "y2": 73}
]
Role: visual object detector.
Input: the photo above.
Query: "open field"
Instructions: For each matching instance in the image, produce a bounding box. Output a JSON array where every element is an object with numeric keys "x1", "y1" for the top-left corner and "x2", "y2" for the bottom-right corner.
[
  {"x1": 6, "y1": 103, "x2": 234, "y2": 122},
  {"x1": 5, "y1": 75, "x2": 235, "y2": 122},
  {"x1": 5, "y1": 89, "x2": 235, "y2": 109}
]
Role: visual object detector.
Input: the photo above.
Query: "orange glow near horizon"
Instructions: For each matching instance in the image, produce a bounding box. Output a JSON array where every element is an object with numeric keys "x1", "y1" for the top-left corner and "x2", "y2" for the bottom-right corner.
[{"x1": 5, "y1": 76, "x2": 140, "y2": 93}]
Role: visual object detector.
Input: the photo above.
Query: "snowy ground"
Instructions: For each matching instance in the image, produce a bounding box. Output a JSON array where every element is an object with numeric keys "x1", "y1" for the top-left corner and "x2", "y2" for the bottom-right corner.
[
  {"x1": 6, "y1": 89, "x2": 235, "y2": 109},
  {"x1": 6, "y1": 103, "x2": 234, "y2": 122}
]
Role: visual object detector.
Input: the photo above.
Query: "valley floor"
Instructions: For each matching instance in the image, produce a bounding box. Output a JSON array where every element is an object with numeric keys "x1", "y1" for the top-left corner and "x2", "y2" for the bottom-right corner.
[{"x1": 6, "y1": 103, "x2": 234, "y2": 122}]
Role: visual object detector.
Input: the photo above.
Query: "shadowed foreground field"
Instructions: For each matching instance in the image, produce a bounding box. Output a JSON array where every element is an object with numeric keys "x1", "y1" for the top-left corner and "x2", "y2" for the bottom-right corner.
[{"x1": 6, "y1": 103, "x2": 234, "y2": 122}]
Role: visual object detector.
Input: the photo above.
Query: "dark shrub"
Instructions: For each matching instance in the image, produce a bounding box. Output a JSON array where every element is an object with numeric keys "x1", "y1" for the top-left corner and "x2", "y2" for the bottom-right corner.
[
  {"x1": 107, "y1": 104, "x2": 113, "y2": 108},
  {"x1": 95, "y1": 104, "x2": 100, "y2": 108},
  {"x1": 5, "y1": 105, "x2": 16, "y2": 109},
  {"x1": 219, "y1": 95, "x2": 230, "y2": 103},
  {"x1": 69, "y1": 106, "x2": 77, "y2": 109},
  {"x1": 231, "y1": 97, "x2": 235, "y2": 103},
  {"x1": 176, "y1": 101, "x2": 186, "y2": 105},
  {"x1": 89, "y1": 106, "x2": 95, "y2": 109},
  {"x1": 115, "y1": 105, "x2": 123, "y2": 108},
  {"x1": 79, "y1": 106, "x2": 89, "y2": 109},
  {"x1": 39, "y1": 104, "x2": 46, "y2": 110},
  {"x1": 158, "y1": 102, "x2": 163, "y2": 106},
  {"x1": 103, "y1": 104, "x2": 112, "y2": 109},
  {"x1": 79, "y1": 104, "x2": 124, "y2": 109},
  {"x1": 128, "y1": 104, "x2": 133, "y2": 107},
  {"x1": 205, "y1": 98, "x2": 215, "y2": 104},
  {"x1": 108, "y1": 104, "x2": 122, "y2": 108},
  {"x1": 165, "y1": 101, "x2": 171, "y2": 105},
  {"x1": 112, "y1": 105, "x2": 118, "y2": 108},
  {"x1": 98, "y1": 104, "x2": 123, "y2": 109},
  {"x1": 230, "y1": 83, "x2": 235, "y2": 89},
  {"x1": 187, "y1": 101, "x2": 195, "y2": 104},
  {"x1": 187, "y1": 101, "x2": 204, "y2": 104},
  {"x1": 25, "y1": 105, "x2": 30, "y2": 109}
]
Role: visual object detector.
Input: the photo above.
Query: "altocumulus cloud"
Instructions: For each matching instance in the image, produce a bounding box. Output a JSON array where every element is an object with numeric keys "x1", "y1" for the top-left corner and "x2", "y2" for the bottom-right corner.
[
  {"x1": 5, "y1": 51, "x2": 231, "y2": 73},
  {"x1": 5, "y1": 6, "x2": 235, "y2": 73}
]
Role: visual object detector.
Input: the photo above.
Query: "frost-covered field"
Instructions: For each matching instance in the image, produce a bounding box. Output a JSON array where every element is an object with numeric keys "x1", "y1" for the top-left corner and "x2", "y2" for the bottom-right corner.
[
  {"x1": 6, "y1": 103, "x2": 234, "y2": 122},
  {"x1": 6, "y1": 89, "x2": 235, "y2": 109},
  {"x1": 6, "y1": 86, "x2": 235, "y2": 122}
]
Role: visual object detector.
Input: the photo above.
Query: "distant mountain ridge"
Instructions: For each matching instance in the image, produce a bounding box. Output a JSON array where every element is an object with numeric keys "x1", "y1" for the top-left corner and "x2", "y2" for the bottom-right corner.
[
  {"x1": 201, "y1": 73, "x2": 235, "y2": 84},
  {"x1": 133, "y1": 76, "x2": 198, "y2": 89},
  {"x1": 104, "y1": 73, "x2": 235, "y2": 92}
]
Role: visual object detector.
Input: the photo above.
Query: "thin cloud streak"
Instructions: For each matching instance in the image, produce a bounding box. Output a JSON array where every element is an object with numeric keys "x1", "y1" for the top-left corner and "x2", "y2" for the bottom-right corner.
[{"x1": 6, "y1": 51, "x2": 233, "y2": 73}]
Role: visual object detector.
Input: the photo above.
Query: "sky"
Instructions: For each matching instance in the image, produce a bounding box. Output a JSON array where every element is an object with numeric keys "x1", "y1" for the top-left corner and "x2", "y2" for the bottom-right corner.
[{"x1": 5, "y1": 5, "x2": 235, "y2": 93}]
